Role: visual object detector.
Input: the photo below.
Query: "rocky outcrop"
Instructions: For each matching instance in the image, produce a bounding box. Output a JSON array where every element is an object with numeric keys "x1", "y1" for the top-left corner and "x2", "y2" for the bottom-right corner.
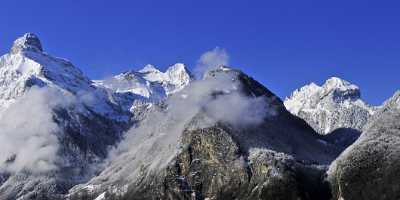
[{"x1": 328, "y1": 91, "x2": 400, "y2": 200}]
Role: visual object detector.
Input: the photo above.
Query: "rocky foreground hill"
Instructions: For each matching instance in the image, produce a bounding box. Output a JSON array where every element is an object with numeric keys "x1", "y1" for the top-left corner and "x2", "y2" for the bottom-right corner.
[
  {"x1": 328, "y1": 91, "x2": 400, "y2": 200},
  {"x1": 0, "y1": 33, "x2": 399, "y2": 200}
]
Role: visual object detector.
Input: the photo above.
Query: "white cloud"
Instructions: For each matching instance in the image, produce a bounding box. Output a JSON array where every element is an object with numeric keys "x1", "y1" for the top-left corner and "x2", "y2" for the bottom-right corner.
[
  {"x1": 0, "y1": 87, "x2": 71, "y2": 174},
  {"x1": 194, "y1": 47, "x2": 229, "y2": 79}
]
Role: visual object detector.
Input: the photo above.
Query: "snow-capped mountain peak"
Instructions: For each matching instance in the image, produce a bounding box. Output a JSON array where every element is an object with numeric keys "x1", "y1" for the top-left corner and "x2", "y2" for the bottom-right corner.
[
  {"x1": 323, "y1": 77, "x2": 357, "y2": 90},
  {"x1": 93, "y1": 63, "x2": 191, "y2": 115},
  {"x1": 97, "y1": 63, "x2": 191, "y2": 99},
  {"x1": 0, "y1": 33, "x2": 125, "y2": 118},
  {"x1": 285, "y1": 77, "x2": 363, "y2": 115},
  {"x1": 138, "y1": 64, "x2": 160, "y2": 73},
  {"x1": 165, "y1": 62, "x2": 186, "y2": 78},
  {"x1": 283, "y1": 82, "x2": 321, "y2": 115},
  {"x1": 10, "y1": 33, "x2": 43, "y2": 54},
  {"x1": 321, "y1": 77, "x2": 360, "y2": 100},
  {"x1": 164, "y1": 63, "x2": 191, "y2": 92},
  {"x1": 284, "y1": 77, "x2": 374, "y2": 135},
  {"x1": 0, "y1": 33, "x2": 133, "y2": 199},
  {"x1": 140, "y1": 63, "x2": 191, "y2": 94},
  {"x1": 3, "y1": 33, "x2": 92, "y2": 91}
]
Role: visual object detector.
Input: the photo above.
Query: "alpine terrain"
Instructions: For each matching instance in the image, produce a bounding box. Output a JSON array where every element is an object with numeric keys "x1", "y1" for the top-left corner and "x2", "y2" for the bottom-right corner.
[
  {"x1": 0, "y1": 33, "x2": 398, "y2": 200},
  {"x1": 284, "y1": 78, "x2": 376, "y2": 149},
  {"x1": 0, "y1": 33, "x2": 191, "y2": 199}
]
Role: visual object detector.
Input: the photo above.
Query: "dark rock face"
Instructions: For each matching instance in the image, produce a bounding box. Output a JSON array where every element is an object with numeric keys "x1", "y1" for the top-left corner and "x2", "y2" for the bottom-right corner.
[
  {"x1": 328, "y1": 92, "x2": 400, "y2": 200},
  {"x1": 119, "y1": 125, "x2": 331, "y2": 200}
]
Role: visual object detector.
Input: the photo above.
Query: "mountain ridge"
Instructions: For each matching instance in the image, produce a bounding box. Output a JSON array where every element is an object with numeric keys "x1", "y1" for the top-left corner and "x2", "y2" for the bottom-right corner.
[
  {"x1": 284, "y1": 77, "x2": 375, "y2": 135},
  {"x1": 0, "y1": 33, "x2": 397, "y2": 200}
]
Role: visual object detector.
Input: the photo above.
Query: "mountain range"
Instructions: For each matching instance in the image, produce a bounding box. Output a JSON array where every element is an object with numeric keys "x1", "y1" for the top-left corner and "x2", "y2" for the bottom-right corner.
[{"x1": 0, "y1": 33, "x2": 398, "y2": 200}]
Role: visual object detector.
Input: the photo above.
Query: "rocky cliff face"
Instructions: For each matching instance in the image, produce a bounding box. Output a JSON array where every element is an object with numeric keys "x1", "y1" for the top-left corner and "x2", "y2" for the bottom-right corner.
[
  {"x1": 328, "y1": 91, "x2": 400, "y2": 200},
  {"x1": 69, "y1": 67, "x2": 339, "y2": 200}
]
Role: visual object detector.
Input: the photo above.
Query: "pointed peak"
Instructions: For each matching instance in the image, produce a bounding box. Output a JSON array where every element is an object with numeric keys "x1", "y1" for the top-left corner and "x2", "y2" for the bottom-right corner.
[
  {"x1": 321, "y1": 77, "x2": 361, "y2": 100},
  {"x1": 166, "y1": 63, "x2": 186, "y2": 72},
  {"x1": 139, "y1": 64, "x2": 160, "y2": 73},
  {"x1": 165, "y1": 63, "x2": 192, "y2": 76},
  {"x1": 323, "y1": 77, "x2": 358, "y2": 91},
  {"x1": 10, "y1": 33, "x2": 43, "y2": 54}
]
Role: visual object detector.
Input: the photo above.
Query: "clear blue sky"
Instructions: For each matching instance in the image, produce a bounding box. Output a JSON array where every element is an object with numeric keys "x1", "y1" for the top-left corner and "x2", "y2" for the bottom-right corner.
[{"x1": 1, "y1": 0, "x2": 399, "y2": 105}]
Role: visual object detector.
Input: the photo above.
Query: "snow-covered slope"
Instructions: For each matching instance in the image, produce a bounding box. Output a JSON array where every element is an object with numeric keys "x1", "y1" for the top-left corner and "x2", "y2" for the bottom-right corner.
[
  {"x1": 0, "y1": 33, "x2": 132, "y2": 200},
  {"x1": 284, "y1": 77, "x2": 375, "y2": 135}
]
